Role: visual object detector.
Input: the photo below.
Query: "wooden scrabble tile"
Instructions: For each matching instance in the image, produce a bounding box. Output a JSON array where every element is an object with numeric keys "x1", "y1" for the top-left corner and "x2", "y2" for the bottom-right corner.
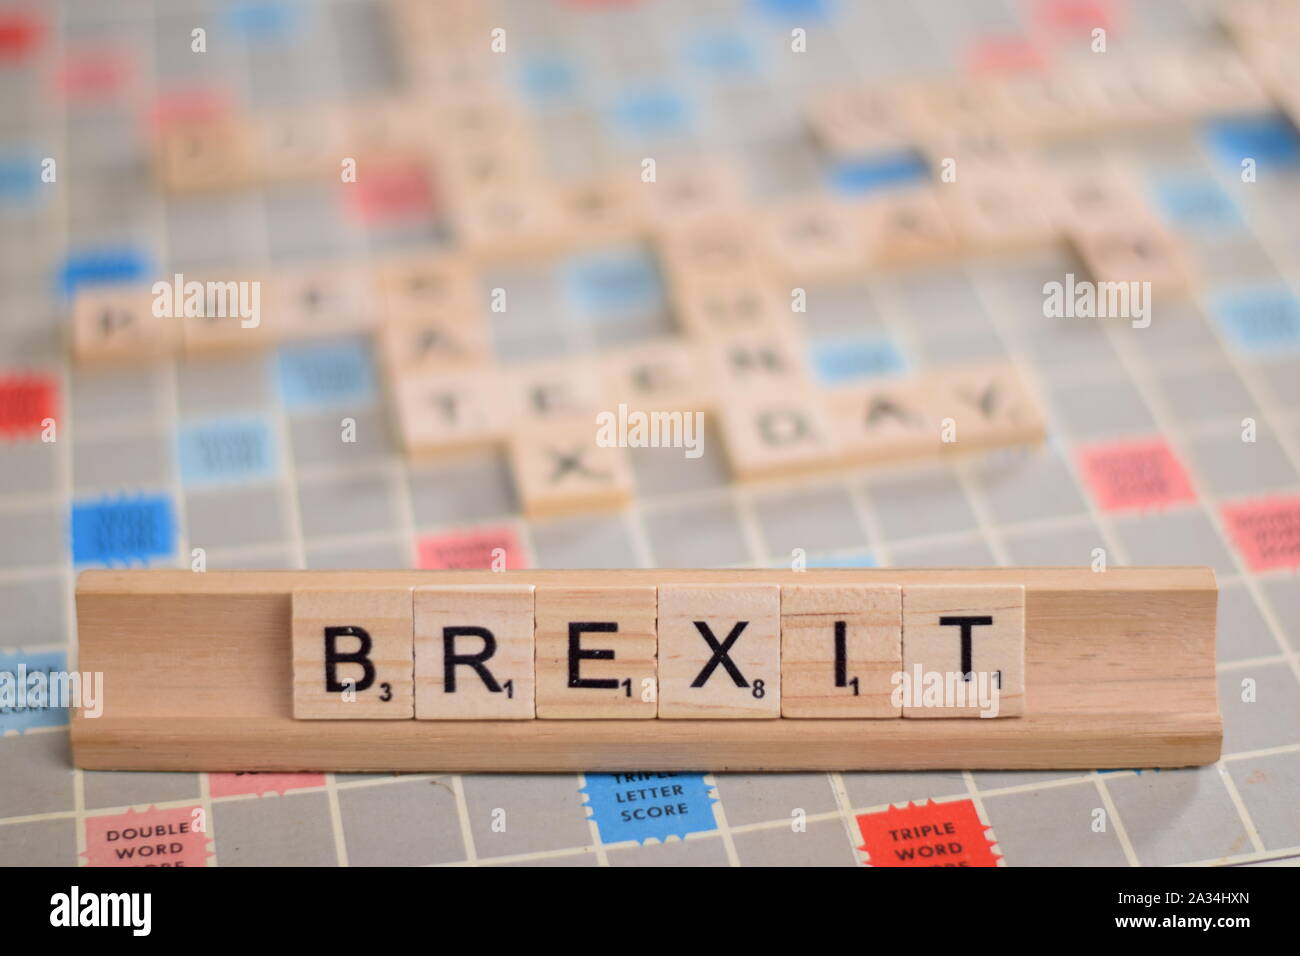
[
  {"x1": 657, "y1": 217, "x2": 760, "y2": 287},
  {"x1": 940, "y1": 175, "x2": 1059, "y2": 251},
  {"x1": 717, "y1": 389, "x2": 841, "y2": 481},
  {"x1": 1072, "y1": 226, "x2": 1197, "y2": 297},
  {"x1": 341, "y1": 97, "x2": 431, "y2": 157},
  {"x1": 898, "y1": 79, "x2": 1002, "y2": 139},
  {"x1": 535, "y1": 585, "x2": 658, "y2": 718},
  {"x1": 271, "y1": 266, "x2": 379, "y2": 341},
  {"x1": 424, "y1": 98, "x2": 536, "y2": 162},
  {"x1": 901, "y1": 585, "x2": 1024, "y2": 718},
  {"x1": 828, "y1": 377, "x2": 943, "y2": 465},
  {"x1": 1079, "y1": 59, "x2": 1181, "y2": 129},
  {"x1": 1160, "y1": 49, "x2": 1270, "y2": 118},
  {"x1": 670, "y1": 270, "x2": 792, "y2": 339},
  {"x1": 555, "y1": 178, "x2": 647, "y2": 248},
  {"x1": 1237, "y1": 32, "x2": 1300, "y2": 105},
  {"x1": 177, "y1": 275, "x2": 278, "y2": 355},
  {"x1": 707, "y1": 329, "x2": 812, "y2": 394},
  {"x1": 180, "y1": 312, "x2": 274, "y2": 355},
  {"x1": 914, "y1": 128, "x2": 1039, "y2": 182},
  {"x1": 292, "y1": 587, "x2": 414, "y2": 719},
  {"x1": 861, "y1": 188, "x2": 963, "y2": 268},
  {"x1": 926, "y1": 362, "x2": 1046, "y2": 454},
  {"x1": 600, "y1": 339, "x2": 714, "y2": 413},
  {"x1": 781, "y1": 584, "x2": 902, "y2": 718},
  {"x1": 758, "y1": 195, "x2": 870, "y2": 282},
  {"x1": 506, "y1": 358, "x2": 606, "y2": 423},
  {"x1": 1048, "y1": 166, "x2": 1157, "y2": 237},
  {"x1": 414, "y1": 585, "x2": 535, "y2": 719},
  {"x1": 806, "y1": 87, "x2": 911, "y2": 157},
  {"x1": 658, "y1": 583, "x2": 780, "y2": 719},
  {"x1": 434, "y1": 100, "x2": 536, "y2": 146},
  {"x1": 436, "y1": 138, "x2": 545, "y2": 193},
  {"x1": 71, "y1": 287, "x2": 178, "y2": 364},
  {"x1": 392, "y1": 366, "x2": 508, "y2": 455},
  {"x1": 250, "y1": 107, "x2": 348, "y2": 182},
  {"x1": 451, "y1": 182, "x2": 564, "y2": 260},
  {"x1": 155, "y1": 117, "x2": 254, "y2": 193},
  {"x1": 991, "y1": 71, "x2": 1099, "y2": 140},
  {"x1": 414, "y1": 50, "x2": 510, "y2": 105},
  {"x1": 390, "y1": 0, "x2": 488, "y2": 43},
  {"x1": 1218, "y1": 0, "x2": 1300, "y2": 40},
  {"x1": 640, "y1": 159, "x2": 743, "y2": 227},
  {"x1": 374, "y1": 254, "x2": 480, "y2": 324},
  {"x1": 508, "y1": 418, "x2": 635, "y2": 519},
  {"x1": 379, "y1": 316, "x2": 493, "y2": 374}
]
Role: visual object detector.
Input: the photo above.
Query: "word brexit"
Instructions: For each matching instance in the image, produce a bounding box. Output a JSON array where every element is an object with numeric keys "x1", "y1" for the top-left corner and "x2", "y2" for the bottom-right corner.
[{"x1": 290, "y1": 581, "x2": 1025, "y2": 721}]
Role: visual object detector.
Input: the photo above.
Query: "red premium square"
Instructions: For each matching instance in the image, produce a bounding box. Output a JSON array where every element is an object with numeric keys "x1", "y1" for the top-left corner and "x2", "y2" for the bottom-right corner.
[
  {"x1": 857, "y1": 799, "x2": 1001, "y2": 867},
  {"x1": 1077, "y1": 437, "x2": 1196, "y2": 513}
]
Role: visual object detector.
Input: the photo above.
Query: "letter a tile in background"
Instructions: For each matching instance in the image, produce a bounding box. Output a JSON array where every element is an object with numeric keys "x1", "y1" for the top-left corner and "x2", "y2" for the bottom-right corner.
[
  {"x1": 658, "y1": 584, "x2": 780, "y2": 719},
  {"x1": 292, "y1": 588, "x2": 414, "y2": 719},
  {"x1": 781, "y1": 584, "x2": 901, "y2": 718},
  {"x1": 828, "y1": 377, "x2": 942, "y2": 466},
  {"x1": 535, "y1": 585, "x2": 657, "y2": 718},
  {"x1": 414, "y1": 585, "x2": 535, "y2": 719},
  {"x1": 901, "y1": 585, "x2": 1024, "y2": 718},
  {"x1": 929, "y1": 363, "x2": 1046, "y2": 453}
]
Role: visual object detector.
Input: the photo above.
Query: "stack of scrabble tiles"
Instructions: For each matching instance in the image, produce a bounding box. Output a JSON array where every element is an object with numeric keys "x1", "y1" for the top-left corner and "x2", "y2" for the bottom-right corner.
[
  {"x1": 69, "y1": 0, "x2": 1300, "y2": 519},
  {"x1": 292, "y1": 580, "x2": 1025, "y2": 719}
]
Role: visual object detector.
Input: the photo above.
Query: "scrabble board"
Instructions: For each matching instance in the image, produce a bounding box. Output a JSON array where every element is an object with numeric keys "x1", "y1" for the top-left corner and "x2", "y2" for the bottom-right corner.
[{"x1": 2, "y1": 0, "x2": 1300, "y2": 868}]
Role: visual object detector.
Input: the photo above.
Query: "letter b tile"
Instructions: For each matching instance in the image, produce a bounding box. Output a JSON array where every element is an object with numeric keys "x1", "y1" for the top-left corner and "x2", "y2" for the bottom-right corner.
[{"x1": 292, "y1": 588, "x2": 414, "y2": 719}]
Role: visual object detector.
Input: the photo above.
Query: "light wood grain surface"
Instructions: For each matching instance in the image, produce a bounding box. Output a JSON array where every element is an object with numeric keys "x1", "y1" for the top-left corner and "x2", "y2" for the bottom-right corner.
[
  {"x1": 901, "y1": 584, "x2": 1025, "y2": 718},
  {"x1": 535, "y1": 585, "x2": 658, "y2": 719},
  {"x1": 414, "y1": 584, "x2": 535, "y2": 720},
  {"x1": 781, "y1": 583, "x2": 902, "y2": 718},
  {"x1": 657, "y1": 583, "x2": 781, "y2": 719}
]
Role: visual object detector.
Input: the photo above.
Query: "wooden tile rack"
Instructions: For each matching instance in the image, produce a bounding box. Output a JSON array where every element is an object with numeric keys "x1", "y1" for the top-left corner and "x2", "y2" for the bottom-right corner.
[{"x1": 71, "y1": 567, "x2": 1219, "y2": 772}]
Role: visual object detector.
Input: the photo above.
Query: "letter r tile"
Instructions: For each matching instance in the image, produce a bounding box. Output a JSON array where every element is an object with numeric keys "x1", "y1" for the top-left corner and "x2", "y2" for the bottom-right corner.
[
  {"x1": 658, "y1": 584, "x2": 780, "y2": 719},
  {"x1": 414, "y1": 585, "x2": 536, "y2": 719},
  {"x1": 292, "y1": 588, "x2": 414, "y2": 719}
]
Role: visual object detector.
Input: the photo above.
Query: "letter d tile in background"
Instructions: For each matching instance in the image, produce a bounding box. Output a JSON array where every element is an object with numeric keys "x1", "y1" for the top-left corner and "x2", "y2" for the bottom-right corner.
[
  {"x1": 781, "y1": 584, "x2": 901, "y2": 717},
  {"x1": 535, "y1": 585, "x2": 658, "y2": 718},
  {"x1": 658, "y1": 584, "x2": 780, "y2": 719},
  {"x1": 414, "y1": 585, "x2": 536, "y2": 719},
  {"x1": 901, "y1": 585, "x2": 1025, "y2": 718},
  {"x1": 292, "y1": 588, "x2": 414, "y2": 719}
]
